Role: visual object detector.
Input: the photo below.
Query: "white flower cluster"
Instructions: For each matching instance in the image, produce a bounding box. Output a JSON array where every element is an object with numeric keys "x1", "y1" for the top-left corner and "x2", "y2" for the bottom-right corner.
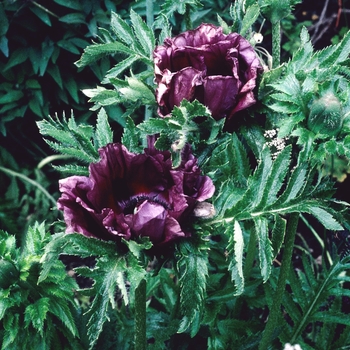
[
  {"x1": 264, "y1": 129, "x2": 288, "y2": 159},
  {"x1": 284, "y1": 343, "x2": 302, "y2": 350}
]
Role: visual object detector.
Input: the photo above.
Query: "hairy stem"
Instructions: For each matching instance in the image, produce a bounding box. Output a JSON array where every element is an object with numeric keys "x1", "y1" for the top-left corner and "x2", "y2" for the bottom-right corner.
[
  {"x1": 259, "y1": 212, "x2": 299, "y2": 350},
  {"x1": 134, "y1": 278, "x2": 147, "y2": 350},
  {"x1": 272, "y1": 21, "x2": 281, "y2": 68}
]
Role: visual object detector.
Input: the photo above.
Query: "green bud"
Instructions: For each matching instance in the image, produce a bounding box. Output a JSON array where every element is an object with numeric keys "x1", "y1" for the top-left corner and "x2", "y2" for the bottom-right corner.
[
  {"x1": 0, "y1": 259, "x2": 19, "y2": 289},
  {"x1": 307, "y1": 94, "x2": 343, "y2": 137}
]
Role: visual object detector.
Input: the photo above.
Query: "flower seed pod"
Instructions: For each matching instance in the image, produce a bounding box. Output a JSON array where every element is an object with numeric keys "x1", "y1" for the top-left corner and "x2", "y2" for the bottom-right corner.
[
  {"x1": 307, "y1": 93, "x2": 342, "y2": 137},
  {"x1": 0, "y1": 259, "x2": 19, "y2": 289}
]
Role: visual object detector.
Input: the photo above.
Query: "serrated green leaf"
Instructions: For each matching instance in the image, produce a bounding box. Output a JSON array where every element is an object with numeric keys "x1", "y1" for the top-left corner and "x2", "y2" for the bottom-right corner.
[
  {"x1": 271, "y1": 214, "x2": 286, "y2": 258},
  {"x1": 110, "y1": 11, "x2": 136, "y2": 48},
  {"x1": 95, "y1": 108, "x2": 113, "y2": 148},
  {"x1": 300, "y1": 205, "x2": 343, "y2": 231},
  {"x1": 121, "y1": 117, "x2": 142, "y2": 153},
  {"x1": 63, "y1": 233, "x2": 118, "y2": 258},
  {"x1": 24, "y1": 298, "x2": 50, "y2": 336},
  {"x1": 52, "y1": 164, "x2": 89, "y2": 176},
  {"x1": 240, "y1": 4, "x2": 260, "y2": 36},
  {"x1": 102, "y1": 55, "x2": 139, "y2": 82},
  {"x1": 320, "y1": 29, "x2": 350, "y2": 68},
  {"x1": 130, "y1": 9, "x2": 155, "y2": 57},
  {"x1": 227, "y1": 221, "x2": 245, "y2": 295},
  {"x1": 258, "y1": 145, "x2": 291, "y2": 208},
  {"x1": 84, "y1": 87, "x2": 122, "y2": 106},
  {"x1": 85, "y1": 257, "x2": 128, "y2": 348},
  {"x1": 119, "y1": 76, "x2": 155, "y2": 104},
  {"x1": 23, "y1": 221, "x2": 47, "y2": 256},
  {"x1": 254, "y1": 217, "x2": 273, "y2": 282},
  {"x1": 39, "y1": 232, "x2": 68, "y2": 283},
  {"x1": 49, "y1": 297, "x2": 78, "y2": 337},
  {"x1": 177, "y1": 241, "x2": 208, "y2": 335},
  {"x1": 75, "y1": 42, "x2": 135, "y2": 68}
]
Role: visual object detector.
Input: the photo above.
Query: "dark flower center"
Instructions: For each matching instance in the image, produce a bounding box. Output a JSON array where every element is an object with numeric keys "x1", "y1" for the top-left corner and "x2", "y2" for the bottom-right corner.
[{"x1": 122, "y1": 194, "x2": 171, "y2": 215}]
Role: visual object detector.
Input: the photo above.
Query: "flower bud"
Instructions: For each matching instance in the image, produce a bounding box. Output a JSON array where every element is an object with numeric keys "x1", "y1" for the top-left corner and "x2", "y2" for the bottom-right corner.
[
  {"x1": 307, "y1": 94, "x2": 342, "y2": 137},
  {"x1": 0, "y1": 259, "x2": 19, "y2": 289}
]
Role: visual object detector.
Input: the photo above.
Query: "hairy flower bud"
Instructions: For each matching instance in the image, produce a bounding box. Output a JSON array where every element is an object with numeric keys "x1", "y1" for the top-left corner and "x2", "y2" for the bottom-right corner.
[
  {"x1": 307, "y1": 93, "x2": 342, "y2": 137},
  {"x1": 0, "y1": 259, "x2": 19, "y2": 289}
]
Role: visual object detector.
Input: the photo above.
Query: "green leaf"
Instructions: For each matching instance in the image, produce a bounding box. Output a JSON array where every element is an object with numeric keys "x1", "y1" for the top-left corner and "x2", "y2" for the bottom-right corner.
[
  {"x1": 3, "y1": 48, "x2": 28, "y2": 70},
  {"x1": 119, "y1": 76, "x2": 155, "y2": 104},
  {"x1": 0, "y1": 90, "x2": 24, "y2": 104},
  {"x1": 319, "y1": 29, "x2": 350, "y2": 68},
  {"x1": 257, "y1": 145, "x2": 292, "y2": 209},
  {"x1": 75, "y1": 42, "x2": 134, "y2": 68},
  {"x1": 37, "y1": 113, "x2": 100, "y2": 164},
  {"x1": 24, "y1": 298, "x2": 50, "y2": 337},
  {"x1": 300, "y1": 204, "x2": 344, "y2": 231},
  {"x1": 23, "y1": 221, "x2": 47, "y2": 256},
  {"x1": 110, "y1": 11, "x2": 136, "y2": 48},
  {"x1": 84, "y1": 257, "x2": 129, "y2": 348},
  {"x1": 53, "y1": 0, "x2": 82, "y2": 10},
  {"x1": 95, "y1": 108, "x2": 113, "y2": 148},
  {"x1": 47, "y1": 64, "x2": 63, "y2": 89},
  {"x1": 52, "y1": 164, "x2": 89, "y2": 176},
  {"x1": 177, "y1": 241, "x2": 208, "y2": 335},
  {"x1": 227, "y1": 221, "x2": 245, "y2": 295},
  {"x1": 130, "y1": 9, "x2": 155, "y2": 57},
  {"x1": 240, "y1": 4, "x2": 260, "y2": 36},
  {"x1": 59, "y1": 13, "x2": 86, "y2": 24},
  {"x1": 29, "y1": 5, "x2": 51, "y2": 26},
  {"x1": 271, "y1": 215, "x2": 286, "y2": 258},
  {"x1": 121, "y1": 117, "x2": 142, "y2": 153},
  {"x1": 49, "y1": 297, "x2": 79, "y2": 337},
  {"x1": 102, "y1": 55, "x2": 139, "y2": 81},
  {"x1": 254, "y1": 217, "x2": 273, "y2": 282}
]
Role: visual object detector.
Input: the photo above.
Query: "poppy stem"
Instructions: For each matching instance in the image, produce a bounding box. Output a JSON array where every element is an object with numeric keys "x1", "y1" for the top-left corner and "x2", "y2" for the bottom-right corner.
[
  {"x1": 258, "y1": 212, "x2": 299, "y2": 350},
  {"x1": 271, "y1": 21, "x2": 281, "y2": 68},
  {"x1": 135, "y1": 278, "x2": 147, "y2": 350}
]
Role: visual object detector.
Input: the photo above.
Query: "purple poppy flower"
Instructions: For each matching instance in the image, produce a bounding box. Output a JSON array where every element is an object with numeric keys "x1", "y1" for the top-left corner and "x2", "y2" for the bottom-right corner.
[
  {"x1": 154, "y1": 23, "x2": 263, "y2": 121},
  {"x1": 57, "y1": 143, "x2": 215, "y2": 246}
]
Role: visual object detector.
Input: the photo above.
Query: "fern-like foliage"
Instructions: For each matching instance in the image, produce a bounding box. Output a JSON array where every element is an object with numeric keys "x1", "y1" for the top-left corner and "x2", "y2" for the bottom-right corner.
[
  {"x1": 205, "y1": 125, "x2": 347, "y2": 294},
  {"x1": 40, "y1": 232, "x2": 152, "y2": 349},
  {"x1": 279, "y1": 253, "x2": 350, "y2": 349},
  {"x1": 176, "y1": 239, "x2": 209, "y2": 336},
  {"x1": 260, "y1": 27, "x2": 350, "y2": 166},
  {"x1": 0, "y1": 223, "x2": 82, "y2": 350},
  {"x1": 37, "y1": 108, "x2": 113, "y2": 175},
  {"x1": 76, "y1": 10, "x2": 156, "y2": 115}
]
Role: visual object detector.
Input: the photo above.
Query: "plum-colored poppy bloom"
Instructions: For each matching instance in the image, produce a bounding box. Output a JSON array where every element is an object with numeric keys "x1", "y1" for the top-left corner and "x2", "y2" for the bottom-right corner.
[
  {"x1": 154, "y1": 23, "x2": 263, "y2": 120},
  {"x1": 57, "y1": 143, "x2": 215, "y2": 246}
]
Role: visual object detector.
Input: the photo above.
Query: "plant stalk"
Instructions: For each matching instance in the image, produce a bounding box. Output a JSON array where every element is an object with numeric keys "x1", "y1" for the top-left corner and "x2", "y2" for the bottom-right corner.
[
  {"x1": 272, "y1": 21, "x2": 281, "y2": 68},
  {"x1": 258, "y1": 212, "x2": 299, "y2": 350},
  {"x1": 134, "y1": 278, "x2": 147, "y2": 350}
]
